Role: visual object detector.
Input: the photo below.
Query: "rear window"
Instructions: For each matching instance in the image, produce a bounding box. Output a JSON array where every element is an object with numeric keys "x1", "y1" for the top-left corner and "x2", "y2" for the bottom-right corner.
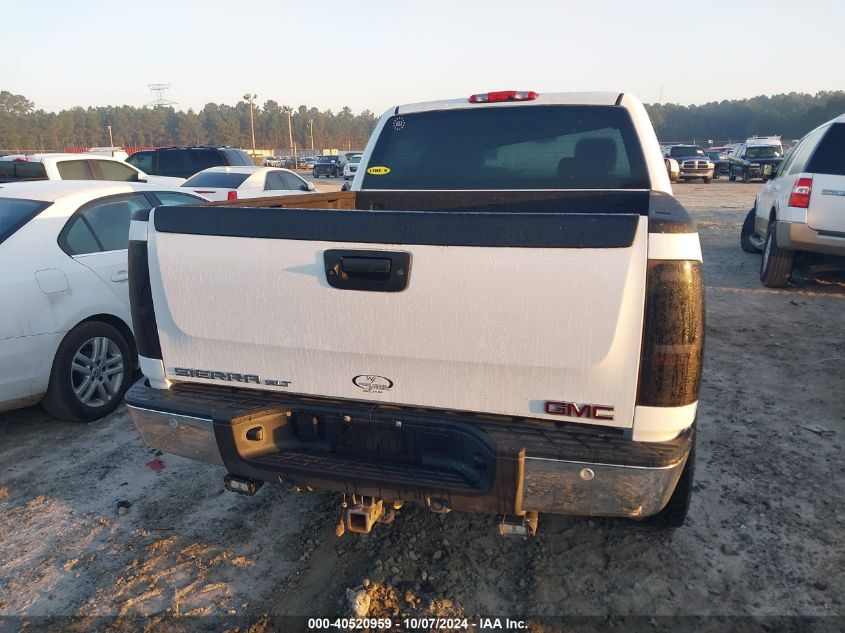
[
  {"x1": 158, "y1": 150, "x2": 192, "y2": 177},
  {"x1": 127, "y1": 151, "x2": 154, "y2": 173},
  {"x1": 361, "y1": 105, "x2": 649, "y2": 190},
  {"x1": 223, "y1": 149, "x2": 255, "y2": 166},
  {"x1": 57, "y1": 160, "x2": 94, "y2": 180},
  {"x1": 0, "y1": 198, "x2": 49, "y2": 245},
  {"x1": 189, "y1": 149, "x2": 225, "y2": 172},
  {"x1": 183, "y1": 172, "x2": 250, "y2": 188},
  {"x1": 746, "y1": 146, "x2": 781, "y2": 159},
  {"x1": 806, "y1": 123, "x2": 845, "y2": 176},
  {"x1": 94, "y1": 160, "x2": 139, "y2": 181},
  {"x1": 670, "y1": 146, "x2": 706, "y2": 158},
  {"x1": 0, "y1": 161, "x2": 48, "y2": 181}
]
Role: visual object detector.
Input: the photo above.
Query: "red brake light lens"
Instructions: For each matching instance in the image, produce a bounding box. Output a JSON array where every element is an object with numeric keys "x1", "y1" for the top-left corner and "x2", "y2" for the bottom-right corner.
[
  {"x1": 788, "y1": 177, "x2": 812, "y2": 208},
  {"x1": 13, "y1": 157, "x2": 28, "y2": 163},
  {"x1": 227, "y1": 190, "x2": 238, "y2": 200},
  {"x1": 469, "y1": 90, "x2": 539, "y2": 104}
]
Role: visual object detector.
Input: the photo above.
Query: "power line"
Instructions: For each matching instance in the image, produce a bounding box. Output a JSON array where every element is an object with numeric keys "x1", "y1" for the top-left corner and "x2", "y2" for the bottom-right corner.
[{"x1": 146, "y1": 83, "x2": 176, "y2": 108}]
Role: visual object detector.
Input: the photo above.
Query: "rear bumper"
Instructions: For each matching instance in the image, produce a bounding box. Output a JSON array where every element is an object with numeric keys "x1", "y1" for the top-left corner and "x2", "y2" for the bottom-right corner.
[
  {"x1": 126, "y1": 380, "x2": 693, "y2": 518},
  {"x1": 777, "y1": 221, "x2": 845, "y2": 256}
]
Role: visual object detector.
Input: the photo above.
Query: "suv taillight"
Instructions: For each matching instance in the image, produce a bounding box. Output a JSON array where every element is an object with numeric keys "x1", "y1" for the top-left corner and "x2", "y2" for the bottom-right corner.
[
  {"x1": 227, "y1": 190, "x2": 238, "y2": 200},
  {"x1": 636, "y1": 261, "x2": 704, "y2": 407},
  {"x1": 788, "y1": 177, "x2": 813, "y2": 208}
]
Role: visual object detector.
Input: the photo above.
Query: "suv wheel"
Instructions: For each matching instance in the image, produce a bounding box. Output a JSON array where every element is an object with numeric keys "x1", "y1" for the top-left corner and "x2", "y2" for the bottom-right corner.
[
  {"x1": 42, "y1": 321, "x2": 132, "y2": 423},
  {"x1": 742, "y1": 169, "x2": 751, "y2": 183},
  {"x1": 760, "y1": 220, "x2": 794, "y2": 287},
  {"x1": 740, "y1": 208, "x2": 764, "y2": 253}
]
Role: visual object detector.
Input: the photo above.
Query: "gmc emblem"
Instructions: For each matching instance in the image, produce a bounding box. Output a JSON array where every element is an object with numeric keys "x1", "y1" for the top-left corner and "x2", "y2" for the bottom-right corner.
[{"x1": 544, "y1": 400, "x2": 615, "y2": 421}]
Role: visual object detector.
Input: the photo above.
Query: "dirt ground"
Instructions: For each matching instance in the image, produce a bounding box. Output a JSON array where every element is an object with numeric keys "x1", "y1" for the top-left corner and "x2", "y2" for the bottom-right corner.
[{"x1": 1, "y1": 180, "x2": 843, "y2": 632}]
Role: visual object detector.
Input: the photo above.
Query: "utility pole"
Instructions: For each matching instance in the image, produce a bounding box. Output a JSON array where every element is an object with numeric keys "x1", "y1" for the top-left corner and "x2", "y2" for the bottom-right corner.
[
  {"x1": 309, "y1": 119, "x2": 314, "y2": 153},
  {"x1": 285, "y1": 107, "x2": 294, "y2": 159},
  {"x1": 659, "y1": 84, "x2": 664, "y2": 105},
  {"x1": 107, "y1": 125, "x2": 113, "y2": 148},
  {"x1": 243, "y1": 93, "x2": 257, "y2": 156}
]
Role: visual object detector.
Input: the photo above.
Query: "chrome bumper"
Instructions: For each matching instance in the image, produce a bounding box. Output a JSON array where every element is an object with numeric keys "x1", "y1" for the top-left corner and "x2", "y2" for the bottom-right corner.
[
  {"x1": 777, "y1": 221, "x2": 845, "y2": 257},
  {"x1": 127, "y1": 405, "x2": 224, "y2": 466},
  {"x1": 679, "y1": 170, "x2": 714, "y2": 178},
  {"x1": 522, "y1": 454, "x2": 688, "y2": 518},
  {"x1": 128, "y1": 397, "x2": 691, "y2": 518}
]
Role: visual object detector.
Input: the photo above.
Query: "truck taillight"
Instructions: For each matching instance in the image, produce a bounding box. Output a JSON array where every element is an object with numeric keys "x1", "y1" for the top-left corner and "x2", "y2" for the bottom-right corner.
[
  {"x1": 636, "y1": 261, "x2": 704, "y2": 407},
  {"x1": 469, "y1": 90, "x2": 538, "y2": 103},
  {"x1": 788, "y1": 177, "x2": 813, "y2": 208},
  {"x1": 227, "y1": 190, "x2": 238, "y2": 200}
]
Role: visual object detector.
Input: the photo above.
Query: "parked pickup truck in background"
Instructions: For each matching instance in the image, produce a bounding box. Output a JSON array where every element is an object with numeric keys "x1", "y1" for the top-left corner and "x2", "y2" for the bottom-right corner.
[
  {"x1": 729, "y1": 138, "x2": 784, "y2": 182},
  {"x1": 663, "y1": 145, "x2": 714, "y2": 183},
  {"x1": 126, "y1": 91, "x2": 704, "y2": 536}
]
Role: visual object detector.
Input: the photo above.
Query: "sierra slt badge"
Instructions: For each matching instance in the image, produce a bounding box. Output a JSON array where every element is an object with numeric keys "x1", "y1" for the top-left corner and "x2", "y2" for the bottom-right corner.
[
  {"x1": 544, "y1": 400, "x2": 615, "y2": 421},
  {"x1": 352, "y1": 375, "x2": 393, "y2": 394},
  {"x1": 173, "y1": 367, "x2": 290, "y2": 387}
]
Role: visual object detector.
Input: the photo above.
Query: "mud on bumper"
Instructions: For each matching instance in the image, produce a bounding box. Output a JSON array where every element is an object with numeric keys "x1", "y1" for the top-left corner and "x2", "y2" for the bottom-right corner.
[{"x1": 126, "y1": 380, "x2": 693, "y2": 518}]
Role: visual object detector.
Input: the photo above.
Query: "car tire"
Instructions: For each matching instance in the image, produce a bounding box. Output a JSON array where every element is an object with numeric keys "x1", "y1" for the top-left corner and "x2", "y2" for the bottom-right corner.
[
  {"x1": 742, "y1": 170, "x2": 751, "y2": 183},
  {"x1": 760, "y1": 220, "x2": 795, "y2": 288},
  {"x1": 703, "y1": 176, "x2": 712, "y2": 184},
  {"x1": 42, "y1": 320, "x2": 132, "y2": 423},
  {"x1": 641, "y1": 434, "x2": 695, "y2": 529},
  {"x1": 740, "y1": 208, "x2": 763, "y2": 253}
]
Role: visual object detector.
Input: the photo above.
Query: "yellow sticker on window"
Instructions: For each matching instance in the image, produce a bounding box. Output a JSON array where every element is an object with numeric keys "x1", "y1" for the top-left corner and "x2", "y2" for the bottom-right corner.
[{"x1": 366, "y1": 166, "x2": 391, "y2": 175}]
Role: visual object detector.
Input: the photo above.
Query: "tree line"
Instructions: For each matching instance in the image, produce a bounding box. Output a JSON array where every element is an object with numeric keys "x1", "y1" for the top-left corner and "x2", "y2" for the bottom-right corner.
[
  {"x1": 0, "y1": 92, "x2": 379, "y2": 153},
  {"x1": 2, "y1": 89, "x2": 844, "y2": 152},
  {"x1": 648, "y1": 90, "x2": 845, "y2": 143}
]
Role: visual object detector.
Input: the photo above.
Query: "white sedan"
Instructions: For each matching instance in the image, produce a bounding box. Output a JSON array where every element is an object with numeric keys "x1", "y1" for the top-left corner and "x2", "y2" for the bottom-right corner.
[
  {"x1": 0, "y1": 181, "x2": 207, "y2": 422},
  {"x1": 343, "y1": 154, "x2": 362, "y2": 180},
  {"x1": 181, "y1": 166, "x2": 316, "y2": 201}
]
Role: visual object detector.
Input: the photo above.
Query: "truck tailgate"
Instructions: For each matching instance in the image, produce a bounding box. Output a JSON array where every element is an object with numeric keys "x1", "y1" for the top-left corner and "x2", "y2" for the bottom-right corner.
[
  {"x1": 147, "y1": 207, "x2": 648, "y2": 428},
  {"x1": 807, "y1": 174, "x2": 845, "y2": 234}
]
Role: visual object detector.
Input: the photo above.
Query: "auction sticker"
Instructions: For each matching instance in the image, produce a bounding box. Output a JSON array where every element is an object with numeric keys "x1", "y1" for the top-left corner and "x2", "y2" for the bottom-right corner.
[{"x1": 367, "y1": 166, "x2": 391, "y2": 175}]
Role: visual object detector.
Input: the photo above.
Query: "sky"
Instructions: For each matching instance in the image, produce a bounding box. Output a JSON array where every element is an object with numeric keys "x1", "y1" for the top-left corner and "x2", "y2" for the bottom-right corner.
[{"x1": 4, "y1": 0, "x2": 844, "y2": 114}]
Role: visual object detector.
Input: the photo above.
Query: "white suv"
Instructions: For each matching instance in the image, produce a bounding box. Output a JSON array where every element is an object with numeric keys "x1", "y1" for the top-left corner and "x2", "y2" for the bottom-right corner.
[
  {"x1": 740, "y1": 114, "x2": 845, "y2": 287},
  {"x1": 0, "y1": 153, "x2": 184, "y2": 187}
]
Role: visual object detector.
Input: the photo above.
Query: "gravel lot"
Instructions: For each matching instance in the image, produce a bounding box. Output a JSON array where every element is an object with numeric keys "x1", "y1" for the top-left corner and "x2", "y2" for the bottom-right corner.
[{"x1": 1, "y1": 180, "x2": 843, "y2": 631}]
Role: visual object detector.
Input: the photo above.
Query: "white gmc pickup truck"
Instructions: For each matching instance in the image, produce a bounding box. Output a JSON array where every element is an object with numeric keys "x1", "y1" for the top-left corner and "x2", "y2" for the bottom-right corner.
[{"x1": 125, "y1": 91, "x2": 704, "y2": 536}]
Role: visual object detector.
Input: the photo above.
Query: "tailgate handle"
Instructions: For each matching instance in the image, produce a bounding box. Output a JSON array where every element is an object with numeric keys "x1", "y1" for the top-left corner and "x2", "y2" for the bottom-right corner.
[
  {"x1": 324, "y1": 249, "x2": 411, "y2": 292},
  {"x1": 341, "y1": 256, "x2": 391, "y2": 275}
]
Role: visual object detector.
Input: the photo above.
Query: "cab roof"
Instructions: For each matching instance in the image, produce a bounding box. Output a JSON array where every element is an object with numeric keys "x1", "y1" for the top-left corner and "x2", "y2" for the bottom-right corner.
[
  {"x1": 396, "y1": 92, "x2": 624, "y2": 115},
  {"x1": 0, "y1": 153, "x2": 126, "y2": 163}
]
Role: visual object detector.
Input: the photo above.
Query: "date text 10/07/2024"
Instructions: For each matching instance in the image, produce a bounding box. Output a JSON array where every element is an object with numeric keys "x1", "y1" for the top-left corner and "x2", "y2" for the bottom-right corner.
[{"x1": 306, "y1": 618, "x2": 528, "y2": 630}]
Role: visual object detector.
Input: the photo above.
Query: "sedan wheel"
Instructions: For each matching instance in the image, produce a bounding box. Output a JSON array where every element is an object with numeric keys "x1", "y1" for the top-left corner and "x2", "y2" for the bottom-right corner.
[
  {"x1": 72, "y1": 336, "x2": 125, "y2": 407},
  {"x1": 42, "y1": 321, "x2": 132, "y2": 423}
]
